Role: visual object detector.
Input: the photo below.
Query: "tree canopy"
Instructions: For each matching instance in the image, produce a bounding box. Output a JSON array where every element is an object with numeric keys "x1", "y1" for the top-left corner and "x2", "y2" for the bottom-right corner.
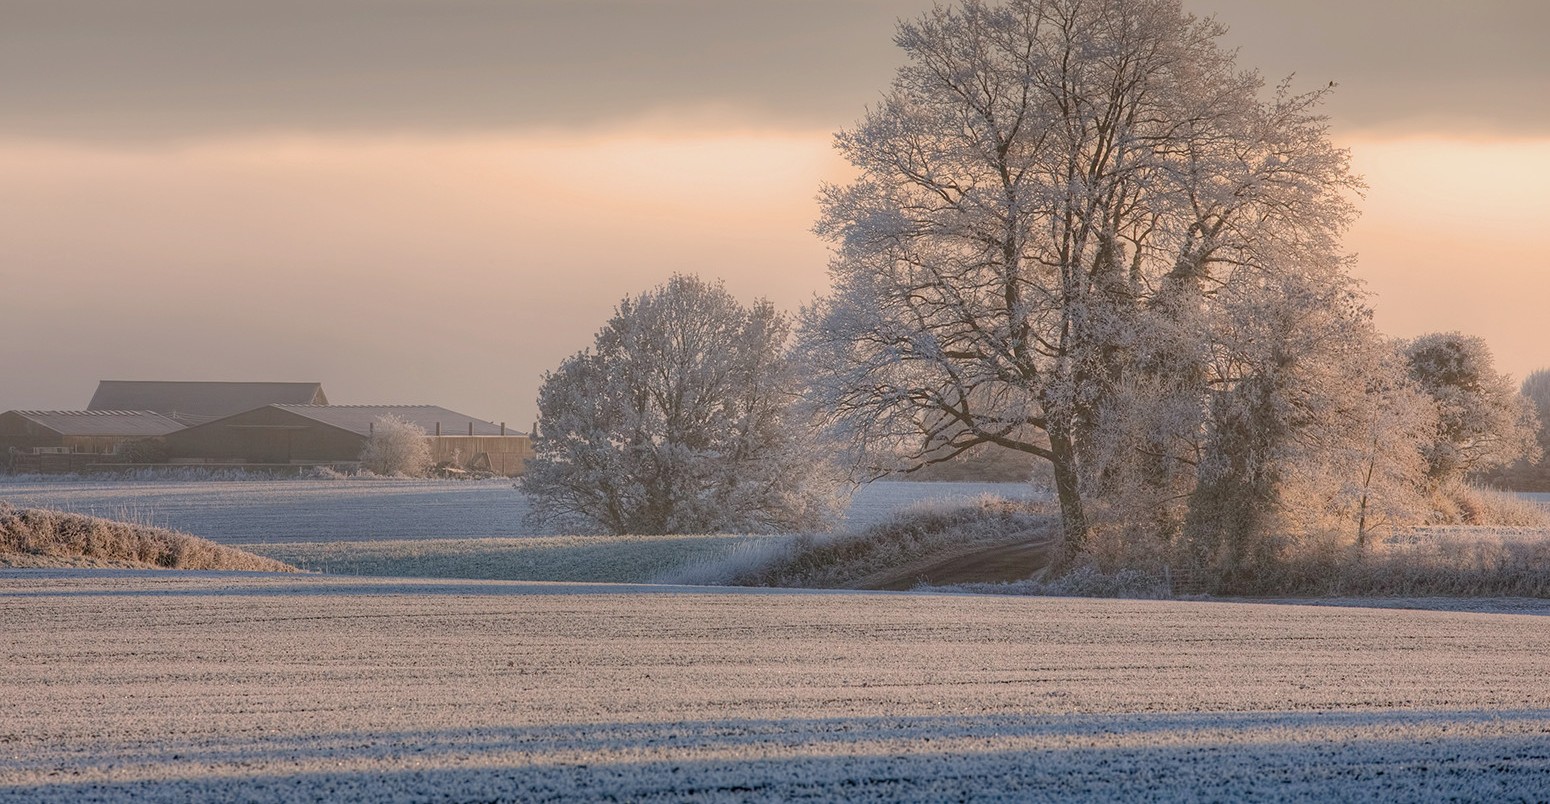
[
  {"x1": 525, "y1": 274, "x2": 845, "y2": 535},
  {"x1": 801, "y1": 0, "x2": 1368, "y2": 567}
]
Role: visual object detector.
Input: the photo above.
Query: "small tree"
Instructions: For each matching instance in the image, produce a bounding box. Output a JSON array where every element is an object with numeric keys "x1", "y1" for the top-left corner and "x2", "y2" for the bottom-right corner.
[
  {"x1": 359, "y1": 415, "x2": 434, "y2": 477},
  {"x1": 1402, "y1": 333, "x2": 1540, "y2": 483},
  {"x1": 525, "y1": 274, "x2": 845, "y2": 535}
]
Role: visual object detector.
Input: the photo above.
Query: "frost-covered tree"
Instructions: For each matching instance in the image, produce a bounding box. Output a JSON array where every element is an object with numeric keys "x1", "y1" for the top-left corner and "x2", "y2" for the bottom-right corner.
[
  {"x1": 525, "y1": 275, "x2": 846, "y2": 535},
  {"x1": 1524, "y1": 369, "x2": 1550, "y2": 430},
  {"x1": 1402, "y1": 333, "x2": 1540, "y2": 483},
  {"x1": 1518, "y1": 369, "x2": 1550, "y2": 488},
  {"x1": 359, "y1": 415, "x2": 434, "y2": 477},
  {"x1": 800, "y1": 0, "x2": 1360, "y2": 560}
]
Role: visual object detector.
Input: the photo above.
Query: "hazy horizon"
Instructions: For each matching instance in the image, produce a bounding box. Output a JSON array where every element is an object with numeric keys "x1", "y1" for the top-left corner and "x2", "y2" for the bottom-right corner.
[{"x1": 4, "y1": 0, "x2": 1546, "y2": 425}]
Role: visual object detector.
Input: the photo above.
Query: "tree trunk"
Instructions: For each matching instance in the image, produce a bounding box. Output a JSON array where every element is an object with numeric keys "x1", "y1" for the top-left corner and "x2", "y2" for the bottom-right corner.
[{"x1": 1048, "y1": 429, "x2": 1089, "y2": 565}]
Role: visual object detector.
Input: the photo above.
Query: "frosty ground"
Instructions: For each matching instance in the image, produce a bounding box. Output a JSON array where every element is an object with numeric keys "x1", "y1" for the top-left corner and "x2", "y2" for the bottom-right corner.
[
  {"x1": 0, "y1": 479, "x2": 1043, "y2": 580},
  {"x1": 4, "y1": 570, "x2": 1549, "y2": 802},
  {"x1": 0, "y1": 478, "x2": 1040, "y2": 542},
  {"x1": 3, "y1": 480, "x2": 1549, "y2": 800}
]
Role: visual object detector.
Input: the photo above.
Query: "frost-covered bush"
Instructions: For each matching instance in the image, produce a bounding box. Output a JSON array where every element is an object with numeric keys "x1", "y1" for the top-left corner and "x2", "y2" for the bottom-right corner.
[
  {"x1": 305, "y1": 465, "x2": 350, "y2": 481},
  {"x1": 0, "y1": 501, "x2": 297, "y2": 571},
  {"x1": 1431, "y1": 481, "x2": 1550, "y2": 528},
  {"x1": 1232, "y1": 525, "x2": 1550, "y2": 599},
  {"x1": 525, "y1": 274, "x2": 847, "y2": 535},
  {"x1": 359, "y1": 415, "x2": 434, "y2": 477}
]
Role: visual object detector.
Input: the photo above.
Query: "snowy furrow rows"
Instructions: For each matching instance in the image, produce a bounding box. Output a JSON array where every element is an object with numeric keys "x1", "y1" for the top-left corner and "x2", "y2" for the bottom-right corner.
[{"x1": 3, "y1": 571, "x2": 1548, "y2": 801}]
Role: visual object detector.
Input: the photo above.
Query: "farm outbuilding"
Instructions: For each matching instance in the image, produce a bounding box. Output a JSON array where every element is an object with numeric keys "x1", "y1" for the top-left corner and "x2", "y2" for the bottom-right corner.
[
  {"x1": 160, "y1": 404, "x2": 533, "y2": 476},
  {"x1": 87, "y1": 381, "x2": 328, "y2": 425},
  {"x1": 0, "y1": 410, "x2": 185, "y2": 473}
]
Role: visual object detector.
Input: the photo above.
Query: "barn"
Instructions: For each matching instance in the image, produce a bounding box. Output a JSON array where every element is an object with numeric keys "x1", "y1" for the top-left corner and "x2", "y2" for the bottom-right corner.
[
  {"x1": 160, "y1": 404, "x2": 533, "y2": 476},
  {"x1": 87, "y1": 381, "x2": 328, "y2": 425},
  {"x1": 0, "y1": 410, "x2": 185, "y2": 473}
]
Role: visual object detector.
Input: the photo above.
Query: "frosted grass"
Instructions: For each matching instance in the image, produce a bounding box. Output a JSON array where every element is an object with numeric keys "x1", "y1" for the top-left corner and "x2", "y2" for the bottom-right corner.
[
  {"x1": 0, "y1": 478, "x2": 527, "y2": 543},
  {"x1": 258, "y1": 533, "x2": 787, "y2": 583},
  {"x1": 0, "y1": 477, "x2": 1041, "y2": 544}
]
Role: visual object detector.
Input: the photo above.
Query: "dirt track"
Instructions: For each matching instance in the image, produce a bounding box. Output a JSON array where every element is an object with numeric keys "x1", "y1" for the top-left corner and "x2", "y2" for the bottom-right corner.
[{"x1": 861, "y1": 534, "x2": 1059, "y2": 590}]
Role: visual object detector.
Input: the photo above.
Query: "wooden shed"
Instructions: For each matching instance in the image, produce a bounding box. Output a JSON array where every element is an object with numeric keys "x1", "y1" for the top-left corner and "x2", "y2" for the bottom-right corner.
[
  {"x1": 1, "y1": 410, "x2": 185, "y2": 472},
  {"x1": 88, "y1": 381, "x2": 328, "y2": 425},
  {"x1": 160, "y1": 404, "x2": 533, "y2": 476}
]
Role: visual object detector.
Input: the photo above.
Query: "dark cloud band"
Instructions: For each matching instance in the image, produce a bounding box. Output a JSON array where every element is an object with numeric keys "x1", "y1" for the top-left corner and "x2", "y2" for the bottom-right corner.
[{"x1": 0, "y1": 0, "x2": 1544, "y2": 141}]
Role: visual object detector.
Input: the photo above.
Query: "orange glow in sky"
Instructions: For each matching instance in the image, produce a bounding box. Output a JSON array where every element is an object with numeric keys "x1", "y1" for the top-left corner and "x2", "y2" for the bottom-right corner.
[
  {"x1": 1345, "y1": 136, "x2": 1550, "y2": 383},
  {"x1": 4, "y1": 0, "x2": 1547, "y2": 422},
  {"x1": 2, "y1": 129, "x2": 1547, "y2": 422}
]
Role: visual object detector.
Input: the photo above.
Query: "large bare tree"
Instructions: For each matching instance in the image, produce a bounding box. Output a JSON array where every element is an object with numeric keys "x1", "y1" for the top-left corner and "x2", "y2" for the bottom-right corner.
[{"x1": 801, "y1": 0, "x2": 1361, "y2": 560}]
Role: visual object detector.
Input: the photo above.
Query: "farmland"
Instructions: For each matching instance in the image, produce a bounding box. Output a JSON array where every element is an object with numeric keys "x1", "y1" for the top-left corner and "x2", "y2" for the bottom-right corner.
[
  {"x1": 0, "y1": 477, "x2": 1039, "y2": 544},
  {"x1": 3, "y1": 570, "x2": 1549, "y2": 801},
  {"x1": 0, "y1": 479, "x2": 1044, "y2": 581},
  {"x1": 3, "y1": 480, "x2": 1549, "y2": 799}
]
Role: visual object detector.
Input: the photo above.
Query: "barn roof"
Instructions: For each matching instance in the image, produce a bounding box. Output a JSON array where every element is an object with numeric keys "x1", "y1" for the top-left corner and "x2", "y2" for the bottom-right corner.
[
  {"x1": 5, "y1": 410, "x2": 185, "y2": 437},
  {"x1": 88, "y1": 381, "x2": 328, "y2": 423},
  {"x1": 271, "y1": 405, "x2": 508, "y2": 437}
]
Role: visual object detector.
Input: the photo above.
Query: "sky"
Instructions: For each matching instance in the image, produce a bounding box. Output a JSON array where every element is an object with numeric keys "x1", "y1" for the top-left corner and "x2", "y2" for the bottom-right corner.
[{"x1": 2, "y1": 0, "x2": 1547, "y2": 427}]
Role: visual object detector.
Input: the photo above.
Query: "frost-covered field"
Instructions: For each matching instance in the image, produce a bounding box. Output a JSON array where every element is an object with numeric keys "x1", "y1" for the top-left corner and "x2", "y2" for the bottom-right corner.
[
  {"x1": 0, "y1": 478, "x2": 1043, "y2": 580},
  {"x1": 261, "y1": 533, "x2": 781, "y2": 582},
  {"x1": 0, "y1": 478, "x2": 1038, "y2": 544},
  {"x1": 0, "y1": 478, "x2": 529, "y2": 544},
  {"x1": 2, "y1": 570, "x2": 1548, "y2": 802}
]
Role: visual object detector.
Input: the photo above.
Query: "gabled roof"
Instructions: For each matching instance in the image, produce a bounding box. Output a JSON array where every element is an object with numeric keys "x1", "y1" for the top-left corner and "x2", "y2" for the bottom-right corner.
[
  {"x1": 88, "y1": 381, "x2": 328, "y2": 423},
  {"x1": 5, "y1": 410, "x2": 185, "y2": 437},
  {"x1": 270, "y1": 405, "x2": 509, "y2": 437}
]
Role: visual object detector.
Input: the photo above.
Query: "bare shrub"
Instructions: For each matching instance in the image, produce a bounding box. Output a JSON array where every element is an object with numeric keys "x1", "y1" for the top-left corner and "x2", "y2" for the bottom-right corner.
[
  {"x1": 359, "y1": 415, "x2": 434, "y2": 477},
  {"x1": 115, "y1": 438, "x2": 169, "y2": 464}
]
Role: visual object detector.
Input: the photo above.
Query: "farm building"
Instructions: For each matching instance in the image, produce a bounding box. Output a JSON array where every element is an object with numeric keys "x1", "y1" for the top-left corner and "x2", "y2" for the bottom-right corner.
[
  {"x1": 161, "y1": 404, "x2": 533, "y2": 476},
  {"x1": 88, "y1": 381, "x2": 328, "y2": 425},
  {"x1": 0, "y1": 410, "x2": 185, "y2": 473}
]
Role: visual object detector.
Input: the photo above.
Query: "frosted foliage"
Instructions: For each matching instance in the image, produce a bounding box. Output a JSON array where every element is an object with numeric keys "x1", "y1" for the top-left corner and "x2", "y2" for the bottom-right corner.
[
  {"x1": 802, "y1": 0, "x2": 1367, "y2": 563},
  {"x1": 1404, "y1": 333, "x2": 1541, "y2": 481},
  {"x1": 525, "y1": 274, "x2": 846, "y2": 535},
  {"x1": 358, "y1": 415, "x2": 434, "y2": 477},
  {"x1": 1522, "y1": 368, "x2": 1550, "y2": 464},
  {"x1": 1523, "y1": 369, "x2": 1550, "y2": 416}
]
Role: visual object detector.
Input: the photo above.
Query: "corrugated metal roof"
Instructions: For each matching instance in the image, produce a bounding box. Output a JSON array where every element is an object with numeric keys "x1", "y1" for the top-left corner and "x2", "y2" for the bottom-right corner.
[
  {"x1": 7, "y1": 410, "x2": 185, "y2": 437},
  {"x1": 88, "y1": 381, "x2": 328, "y2": 421},
  {"x1": 271, "y1": 405, "x2": 509, "y2": 437}
]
